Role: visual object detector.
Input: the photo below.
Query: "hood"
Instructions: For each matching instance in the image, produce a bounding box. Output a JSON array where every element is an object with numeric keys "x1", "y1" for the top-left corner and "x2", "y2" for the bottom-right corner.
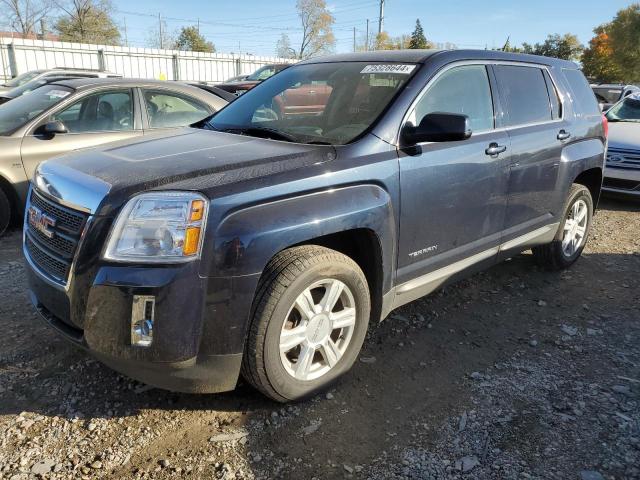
[
  {"x1": 216, "y1": 81, "x2": 259, "y2": 93},
  {"x1": 40, "y1": 128, "x2": 335, "y2": 215},
  {"x1": 607, "y1": 122, "x2": 640, "y2": 151}
]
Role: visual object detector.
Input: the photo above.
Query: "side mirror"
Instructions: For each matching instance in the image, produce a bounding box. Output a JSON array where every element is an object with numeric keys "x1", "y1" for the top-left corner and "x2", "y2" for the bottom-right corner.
[
  {"x1": 39, "y1": 121, "x2": 68, "y2": 136},
  {"x1": 402, "y1": 112, "x2": 472, "y2": 145}
]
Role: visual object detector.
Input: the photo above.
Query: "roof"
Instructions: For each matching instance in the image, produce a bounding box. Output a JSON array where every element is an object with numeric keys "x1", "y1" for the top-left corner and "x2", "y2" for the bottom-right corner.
[
  {"x1": 49, "y1": 78, "x2": 200, "y2": 90},
  {"x1": 298, "y1": 49, "x2": 578, "y2": 69}
]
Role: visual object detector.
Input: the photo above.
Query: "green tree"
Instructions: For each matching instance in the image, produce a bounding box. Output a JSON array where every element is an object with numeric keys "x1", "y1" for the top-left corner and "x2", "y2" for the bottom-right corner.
[
  {"x1": 55, "y1": 0, "x2": 120, "y2": 45},
  {"x1": 526, "y1": 33, "x2": 583, "y2": 61},
  {"x1": 581, "y1": 25, "x2": 623, "y2": 83},
  {"x1": 174, "y1": 26, "x2": 214, "y2": 53},
  {"x1": 608, "y1": 3, "x2": 640, "y2": 82},
  {"x1": 408, "y1": 19, "x2": 428, "y2": 49}
]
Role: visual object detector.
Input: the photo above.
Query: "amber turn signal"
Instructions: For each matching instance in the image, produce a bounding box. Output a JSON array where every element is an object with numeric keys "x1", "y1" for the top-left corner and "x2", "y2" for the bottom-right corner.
[
  {"x1": 189, "y1": 200, "x2": 205, "y2": 221},
  {"x1": 183, "y1": 227, "x2": 201, "y2": 255}
]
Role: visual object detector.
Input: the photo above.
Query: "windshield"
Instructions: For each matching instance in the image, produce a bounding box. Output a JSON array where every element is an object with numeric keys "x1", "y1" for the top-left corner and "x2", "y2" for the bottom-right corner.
[
  {"x1": 606, "y1": 95, "x2": 640, "y2": 123},
  {"x1": 4, "y1": 70, "x2": 43, "y2": 88},
  {"x1": 5, "y1": 78, "x2": 56, "y2": 98},
  {"x1": 206, "y1": 62, "x2": 417, "y2": 145},
  {"x1": 0, "y1": 84, "x2": 73, "y2": 135},
  {"x1": 246, "y1": 65, "x2": 279, "y2": 82},
  {"x1": 592, "y1": 87, "x2": 622, "y2": 105}
]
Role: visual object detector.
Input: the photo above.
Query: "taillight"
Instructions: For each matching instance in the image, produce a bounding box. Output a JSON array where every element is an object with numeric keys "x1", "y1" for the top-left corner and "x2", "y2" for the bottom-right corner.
[{"x1": 602, "y1": 114, "x2": 609, "y2": 138}]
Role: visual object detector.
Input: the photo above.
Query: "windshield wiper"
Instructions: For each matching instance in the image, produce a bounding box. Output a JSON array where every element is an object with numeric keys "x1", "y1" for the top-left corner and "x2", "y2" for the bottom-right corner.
[{"x1": 225, "y1": 126, "x2": 298, "y2": 143}]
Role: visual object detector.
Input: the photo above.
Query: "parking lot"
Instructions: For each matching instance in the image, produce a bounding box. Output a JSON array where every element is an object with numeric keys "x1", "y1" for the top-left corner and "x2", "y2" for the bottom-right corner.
[{"x1": 0, "y1": 196, "x2": 637, "y2": 480}]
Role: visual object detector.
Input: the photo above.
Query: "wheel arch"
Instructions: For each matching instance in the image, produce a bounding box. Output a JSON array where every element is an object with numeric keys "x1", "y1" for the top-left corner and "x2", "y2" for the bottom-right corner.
[
  {"x1": 0, "y1": 174, "x2": 21, "y2": 225},
  {"x1": 573, "y1": 167, "x2": 603, "y2": 209}
]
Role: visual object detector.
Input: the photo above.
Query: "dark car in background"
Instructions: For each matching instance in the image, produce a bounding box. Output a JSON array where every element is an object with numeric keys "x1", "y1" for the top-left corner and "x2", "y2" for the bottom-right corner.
[
  {"x1": 22, "y1": 50, "x2": 605, "y2": 402},
  {"x1": 0, "y1": 75, "x2": 91, "y2": 105},
  {"x1": 591, "y1": 83, "x2": 640, "y2": 111},
  {"x1": 0, "y1": 78, "x2": 228, "y2": 235},
  {"x1": 0, "y1": 68, "x2": 123, "y2": 94},
  {"x1": 216, "y1": 63, "x2": 290, "y2": 96}
]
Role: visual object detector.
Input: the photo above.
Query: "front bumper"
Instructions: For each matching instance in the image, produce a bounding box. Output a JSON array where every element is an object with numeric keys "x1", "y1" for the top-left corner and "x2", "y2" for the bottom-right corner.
[
  {"x1": 603, "y1": 166, "x2": 640, "y2": 196},
  {"x1": 25, "y1": 260, "x2": 248, "y2": 394}
]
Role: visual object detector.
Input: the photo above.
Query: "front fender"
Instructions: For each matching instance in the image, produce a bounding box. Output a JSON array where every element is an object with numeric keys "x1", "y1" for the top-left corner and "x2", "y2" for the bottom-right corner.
[{"x1": 209, "y1": 184, "x2": 396, "y2": 285}]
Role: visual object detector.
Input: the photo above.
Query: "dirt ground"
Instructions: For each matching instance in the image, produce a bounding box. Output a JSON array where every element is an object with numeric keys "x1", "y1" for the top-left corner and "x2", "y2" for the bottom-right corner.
[{"x1": 0, "y1": 197, "x2": 639, "y2": 480}]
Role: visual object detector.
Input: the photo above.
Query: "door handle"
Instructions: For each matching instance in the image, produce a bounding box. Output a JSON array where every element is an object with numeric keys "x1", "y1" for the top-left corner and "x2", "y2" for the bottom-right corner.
[
  {"x1": 557, "y1": 129, "x2": 571, "y2": 141},
  {"x1": 485, "y1": 143, "x2": 507, "y2": 156}
]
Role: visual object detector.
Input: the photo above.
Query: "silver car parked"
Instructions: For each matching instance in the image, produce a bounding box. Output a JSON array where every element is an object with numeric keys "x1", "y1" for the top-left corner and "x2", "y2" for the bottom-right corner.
[
  {"x1": 603, "y1": 92, "x2": 640, "y2": 198},
  {"x1": 0, "y1": 78, "x2": 228, "y2": 234}
]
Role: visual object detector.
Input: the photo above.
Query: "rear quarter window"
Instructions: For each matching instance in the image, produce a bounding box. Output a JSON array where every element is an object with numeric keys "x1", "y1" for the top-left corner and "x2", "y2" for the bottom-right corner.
[{"x1": 563, "y1": 69, "x2": 600, "y2": 116}]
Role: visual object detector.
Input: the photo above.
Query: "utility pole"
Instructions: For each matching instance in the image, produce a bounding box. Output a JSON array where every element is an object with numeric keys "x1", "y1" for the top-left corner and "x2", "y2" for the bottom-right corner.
[
  {"x1": 378, "y1": 0, "x2": 385, "y2": 35},
  {"x1": 123, "y1": 17, "x2": 128, "y2": 47},
  {"x1": 197, "y1": 18, "x2": 200, "y2": 34},
  {"x1": 158, "y1": 13, "x2": 163, "y2": 49},
  {"x1": 365, "y1": 19, "x2": 369, "y2": 50},
  {"x1": 353, "y1": 27, "x2": 356, "y2": 52}
]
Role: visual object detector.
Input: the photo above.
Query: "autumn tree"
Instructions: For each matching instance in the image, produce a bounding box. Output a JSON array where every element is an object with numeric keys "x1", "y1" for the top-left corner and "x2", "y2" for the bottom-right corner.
[
  {"x1": 295, "y1": 0, "x2": 335, "y2": 59},
  {"x1": 0, "y1": 0, "x2": 52, "y2": 36},
  {"x1": 174, "y1": 26, "x2": 214, "y2": 52},
  {"x1": 581, "y1": 25, "x2": 623, "y2": 83},
  {"x1": 408, "y1": 19, "x2": 429, "y2": 49},
  {"x1": 55, "y1": 0, "x2": 120, "y2": 45},
  {"x1": 608, "y1": 3, "x2": 640, "y2": 83},
  {"x1": 374, "y1": 31, "x2": 410, "y2": 50}
]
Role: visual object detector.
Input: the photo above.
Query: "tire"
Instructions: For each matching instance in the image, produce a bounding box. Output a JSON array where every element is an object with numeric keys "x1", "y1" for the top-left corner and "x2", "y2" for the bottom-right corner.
[
  {"x1": 242, "y1": 245, "x2": 371, "y2": 402},
  {"x1": 532, "y1": 183, "x2": 593, "y2": 270},
  {"x1": 0, "y1": 187, "x2": 10, "y2": 237}
]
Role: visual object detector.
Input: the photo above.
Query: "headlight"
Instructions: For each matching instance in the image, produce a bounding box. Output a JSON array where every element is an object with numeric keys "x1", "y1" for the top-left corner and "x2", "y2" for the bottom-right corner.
[{"x1": 103, "y1": 192, "x2": 208, "y2": 263}]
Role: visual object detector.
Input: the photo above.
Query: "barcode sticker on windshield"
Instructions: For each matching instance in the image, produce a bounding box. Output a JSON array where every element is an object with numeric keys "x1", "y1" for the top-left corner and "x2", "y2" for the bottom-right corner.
[{"x1": 361, "y1": 64, "x2": 416, "y2": 75}]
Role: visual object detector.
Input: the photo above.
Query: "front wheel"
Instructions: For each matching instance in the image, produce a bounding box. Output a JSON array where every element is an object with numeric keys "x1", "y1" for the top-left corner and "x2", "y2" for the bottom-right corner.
[
  {"x1": 532, "y1": 183, "x2": 593, "y2": 270},
  {"x1": 242, "y1": 246, "x2": 370, "y2": 402},
  {"x1": 0, "y1": 188, "x2": 11, "y2": 237}
]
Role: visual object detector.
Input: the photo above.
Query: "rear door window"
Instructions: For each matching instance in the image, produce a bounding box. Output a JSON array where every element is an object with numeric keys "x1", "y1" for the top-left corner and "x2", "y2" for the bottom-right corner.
[
  {"x1": 143, "y1": 90, "x2": 211, "y2": 128},
  {"x1": 494, "y1": 65, "x2": 553, "y2": 127}
]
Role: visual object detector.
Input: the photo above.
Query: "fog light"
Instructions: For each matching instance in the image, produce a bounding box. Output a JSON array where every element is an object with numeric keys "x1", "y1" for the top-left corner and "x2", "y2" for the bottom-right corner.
[{"x1": 131, "y1": 295, "x2": 155, "y2": 347}]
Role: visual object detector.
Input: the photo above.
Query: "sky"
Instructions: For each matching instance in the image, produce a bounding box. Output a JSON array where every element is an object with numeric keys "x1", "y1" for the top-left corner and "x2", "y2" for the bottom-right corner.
[{"x1": 111, "y1": 0, "x2": 636, "y2": 57}]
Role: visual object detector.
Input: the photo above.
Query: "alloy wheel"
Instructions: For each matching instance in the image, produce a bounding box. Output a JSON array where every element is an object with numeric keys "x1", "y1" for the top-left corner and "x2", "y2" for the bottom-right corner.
[
  {"x1": 562, "y1": 199, "x2": 588, "y2": 257},
  {"x1": 279, "y1": 278, "x2": 356, "y2": 381}
]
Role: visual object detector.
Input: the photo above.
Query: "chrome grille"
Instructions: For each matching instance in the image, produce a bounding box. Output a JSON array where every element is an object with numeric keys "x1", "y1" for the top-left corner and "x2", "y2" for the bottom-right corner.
[
  {"x1": 606, "y1": 148, "x2": 640, "y2": 170},
  {"x1": 25, "y1": 189, "x2": 89, "y2": 284}
]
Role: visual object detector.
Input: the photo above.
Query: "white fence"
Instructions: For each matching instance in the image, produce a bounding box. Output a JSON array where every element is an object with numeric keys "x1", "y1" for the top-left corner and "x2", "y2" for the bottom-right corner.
[{"x1": 0, "y1": 37, "x2": 294, "y2": 83}]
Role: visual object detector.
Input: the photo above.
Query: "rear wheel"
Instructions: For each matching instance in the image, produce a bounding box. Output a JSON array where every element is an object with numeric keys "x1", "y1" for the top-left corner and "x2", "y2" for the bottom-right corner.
[
  {"x1": 0, "y1": 188, "x2": 11, "y2": 237},
  {"x1": 242, "y1": 246, "x2": 370, "y2": 402},
  {"x1": 532, "y1": 183, "x2": 593, "y2": 270}
]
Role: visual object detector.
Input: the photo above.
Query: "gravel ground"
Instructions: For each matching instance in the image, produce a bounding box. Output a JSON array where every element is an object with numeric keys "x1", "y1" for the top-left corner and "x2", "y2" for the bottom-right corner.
[{"x1": 0, "y1": 197, "x2": 639, "y2": 480}]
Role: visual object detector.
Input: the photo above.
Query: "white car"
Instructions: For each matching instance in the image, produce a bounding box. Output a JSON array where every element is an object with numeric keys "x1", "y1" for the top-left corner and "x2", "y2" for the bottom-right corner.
[{"x1": 603, "y1": 93, "x2": 640, "y2": 197}]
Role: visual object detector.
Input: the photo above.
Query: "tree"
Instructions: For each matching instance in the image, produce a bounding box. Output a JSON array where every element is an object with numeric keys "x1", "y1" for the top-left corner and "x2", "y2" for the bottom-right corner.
[
  {"x1": 608, "y1": 4, "x2": 640, "y2": 83},
  {"x1": 145, "y1": 19, "x2": 174, "y2": 49},
  {"x1": 526, "y1": 33, "x2": 584, "y2": 61},
  {"x1": 374, "y1": 31, "x2": 410, "y2": 50},
  {"x1": 276, "y1": 33, "x2": 296, "y2": 58},
  {"x1": 295, "y1": 0, "x2": 335, "y2": 59},
  {"x1": 55, "y1": 0, "x2": 120, "y2": 45},
  {"x1": 408, "y1": 19, "x2": 428, "y2": 49},
  {"x1": 581, "y1": 25, "x2": 623, "y2": 83},
  {"x1": 0, "y1": 0, "x2": 52, "y2": 36},
  {"x1": 174, "y1": 26, "x2": 214, "y2": 52}
]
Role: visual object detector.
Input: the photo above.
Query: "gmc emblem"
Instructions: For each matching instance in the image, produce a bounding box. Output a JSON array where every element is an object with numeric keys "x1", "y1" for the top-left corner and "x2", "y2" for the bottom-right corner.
[{"x1": 28, "y1": 206, "x2": 56, "y2": 239}]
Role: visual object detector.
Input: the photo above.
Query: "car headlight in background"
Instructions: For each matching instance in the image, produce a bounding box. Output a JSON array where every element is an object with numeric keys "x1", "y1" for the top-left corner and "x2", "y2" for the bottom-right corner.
[{"x1": 103, "y1": 191, "x2": 208, "y2": 263}]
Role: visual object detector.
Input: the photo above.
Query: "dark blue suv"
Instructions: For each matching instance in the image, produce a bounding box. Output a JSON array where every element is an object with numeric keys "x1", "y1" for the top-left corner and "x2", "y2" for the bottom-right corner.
[{"x1": 23, "y1": 50, "x2": 606, "y2": 402}]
